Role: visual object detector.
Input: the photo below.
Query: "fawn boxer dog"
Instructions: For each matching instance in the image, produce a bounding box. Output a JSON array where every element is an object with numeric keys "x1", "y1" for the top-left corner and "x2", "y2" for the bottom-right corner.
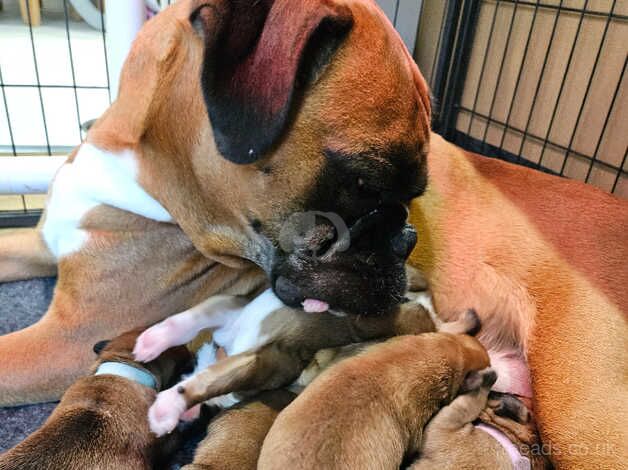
[{"x1": 0, "y1": 0, "x2": 625, "y2": 468}]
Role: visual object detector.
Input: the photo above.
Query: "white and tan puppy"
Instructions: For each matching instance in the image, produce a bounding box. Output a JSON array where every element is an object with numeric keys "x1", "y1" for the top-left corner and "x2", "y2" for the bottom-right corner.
[{"x1": 135, "y1": 280, "x2": 475, "y2": 436}]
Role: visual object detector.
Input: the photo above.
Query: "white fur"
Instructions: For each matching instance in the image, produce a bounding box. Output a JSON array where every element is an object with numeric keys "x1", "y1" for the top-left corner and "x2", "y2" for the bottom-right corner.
[
  {"x1": 212, "y1": 289, "x2": 284, "y2": 355},
  {"x1": 42, "y1": 143, "x2": 172, "y2": 258},
  {"x1": 134, "y1": 296, "x2": 247, "y2": 363},
  {"x1": 188, "y1": 342, "x2": 242, "y2": 409},
  {"x1": 414, "y1": 291, "x2": 441, "y2": 327}
]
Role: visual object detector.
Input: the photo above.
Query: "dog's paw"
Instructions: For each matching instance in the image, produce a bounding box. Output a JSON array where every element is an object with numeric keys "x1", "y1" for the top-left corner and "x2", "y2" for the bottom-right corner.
[
  {"x1": 134, "y1": 322, "x2": 178, "y2": 363},
  {"x1": 148, "y1": 386, "x2": 188, "y2": 437},
  {"x1": 460, "y1": 367, "x2": 498, "y2": 393}
]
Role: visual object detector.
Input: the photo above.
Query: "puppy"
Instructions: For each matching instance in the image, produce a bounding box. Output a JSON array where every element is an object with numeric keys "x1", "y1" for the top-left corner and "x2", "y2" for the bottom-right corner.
[
  {"x1": 410, "y1": 388, "x2": 550, "y2": 470},
  {"x1": 135, "y1": 268, "x2": 477, "y2": 436},
  {"x1": 0, "y1": 330, "x2": 191, "y2": 470},
  {"x1": 257, "y1": 332, "x2": 492, "y2": 470},
  {"x1": 182, "y1": 390, "x2": 296, "y2": 470}
]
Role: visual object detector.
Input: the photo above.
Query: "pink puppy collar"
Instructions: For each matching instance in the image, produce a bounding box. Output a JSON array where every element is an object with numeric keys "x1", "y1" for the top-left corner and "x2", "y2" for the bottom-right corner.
[{"x1": 475, "y1": 423, "x2": 531, "y2": 470}]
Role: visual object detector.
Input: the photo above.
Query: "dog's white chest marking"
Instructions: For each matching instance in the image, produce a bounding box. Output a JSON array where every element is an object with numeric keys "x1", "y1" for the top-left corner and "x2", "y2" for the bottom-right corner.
[
  {"x1": 42, "y1": 143, "x2": 172, "y2": 258},
  {"x1": 212, "y1": 289, "x2": 285, "y2": 356}
]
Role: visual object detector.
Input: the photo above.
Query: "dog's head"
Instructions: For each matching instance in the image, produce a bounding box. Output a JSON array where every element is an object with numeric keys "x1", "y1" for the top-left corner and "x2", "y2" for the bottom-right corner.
[{"x1": 90, "y1": 0, "x2": 430, "y2": 315}]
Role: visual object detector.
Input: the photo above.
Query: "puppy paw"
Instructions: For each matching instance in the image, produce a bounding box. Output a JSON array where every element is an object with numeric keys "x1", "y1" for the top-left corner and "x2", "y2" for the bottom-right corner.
[
  {"x1": 148, "y1": 386, "x2": 188, "y2": 437},
  {"x1": 134, "y1": 321, "x2": 180, "y2": 362},
  {"x1": 461, "y1": 367, "x2": 497, "y2": 393}
]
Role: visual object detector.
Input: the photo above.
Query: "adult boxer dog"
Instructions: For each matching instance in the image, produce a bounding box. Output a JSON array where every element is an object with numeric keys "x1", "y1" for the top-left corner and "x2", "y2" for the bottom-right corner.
[{"x1": 0, "y1": 0, "x2": 625, "y2": 468}]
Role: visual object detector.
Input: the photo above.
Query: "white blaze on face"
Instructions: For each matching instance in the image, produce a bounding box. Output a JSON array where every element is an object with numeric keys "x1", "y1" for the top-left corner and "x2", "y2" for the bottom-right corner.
[{"x1": 42, "y1": 143, "x2": 172, "y2": 258}]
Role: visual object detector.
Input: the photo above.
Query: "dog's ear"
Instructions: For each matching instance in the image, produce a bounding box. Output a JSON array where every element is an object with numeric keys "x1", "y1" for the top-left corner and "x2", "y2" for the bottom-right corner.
[
  {"x1": 192, "y1": 0, "x2": 354, "y2": 164},
  {"x1": 93, "y1": 340, "x2": 110, "y2": 355}
]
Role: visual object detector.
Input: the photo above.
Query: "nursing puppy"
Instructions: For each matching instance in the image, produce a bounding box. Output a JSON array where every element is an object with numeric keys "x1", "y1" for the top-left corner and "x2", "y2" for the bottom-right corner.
[
  {"x1": 0, "y1": 330, "x2": 191, "y2": 470},
  {"x1": 138, "y1": 282, "x2": 477, "y2": 436},
  {"x1": 258, "y1": 332, "x2": 492, "y2": 470},
  {"x1": 410, "y1": 388, "x2": 549, "y2": 470},
  {"x1": 182, "y1": 390, "x2": 296, "y2": 470}
]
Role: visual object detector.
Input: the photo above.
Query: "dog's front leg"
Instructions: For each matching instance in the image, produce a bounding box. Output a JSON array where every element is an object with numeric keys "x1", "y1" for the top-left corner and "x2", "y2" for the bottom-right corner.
[
  {"x1": 0, "y1": 309, "x2": 95, "y2": 406},
  {"x1": 148, "y1": 346, "x2": 301, "y2": 436},
  {"x1": 0, "y1": 228, "x2": 57, "y2": 282},
  {"x1": 133, "y1": 295, "x2": 248, "y2": 362}
]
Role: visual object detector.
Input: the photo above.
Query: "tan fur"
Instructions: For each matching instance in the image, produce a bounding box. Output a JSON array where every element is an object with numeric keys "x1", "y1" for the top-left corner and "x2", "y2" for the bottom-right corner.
[
  {"x1": 258, "y1": 333, "x2": 490, "y2": 469},
  {"x1": 0, "y1": 0, "x2": 624, "y2": 467},
  {"x1": 409, "y1": 134, "x2": 628, "y2": 469},
  {"x1": 0, "y1": 329, "x2": 191, "y2": 470},
  {"x1": 182, "y1": 390, "x2": 295, "y2": 470}
]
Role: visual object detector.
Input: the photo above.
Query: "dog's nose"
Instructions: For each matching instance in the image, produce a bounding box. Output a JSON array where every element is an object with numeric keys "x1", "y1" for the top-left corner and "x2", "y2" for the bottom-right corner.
[
  {"x1": 390, "y1": 225, "x2": 417, "y2": 260},
  {"x1": 273, "y1": 276, "x2": 303, "y2": 307}
]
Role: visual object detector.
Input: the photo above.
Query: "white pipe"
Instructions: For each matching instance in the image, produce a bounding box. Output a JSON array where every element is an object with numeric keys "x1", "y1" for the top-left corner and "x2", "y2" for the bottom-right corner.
[
  {"x1": 105, "y1": 0, "x2": 146, "y2": 101},
  {"x1": 0, "y1": 157, "x2": 66, "y2": 194}
]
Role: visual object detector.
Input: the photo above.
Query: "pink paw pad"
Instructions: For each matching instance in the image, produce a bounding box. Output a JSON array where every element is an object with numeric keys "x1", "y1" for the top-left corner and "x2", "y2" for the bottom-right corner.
[
  {"x1": 148, "y1": 386, "x2": 188, "y2": 437},
  {"x1": 134, "y1": 322, "x2": 178, "y2": 363}
]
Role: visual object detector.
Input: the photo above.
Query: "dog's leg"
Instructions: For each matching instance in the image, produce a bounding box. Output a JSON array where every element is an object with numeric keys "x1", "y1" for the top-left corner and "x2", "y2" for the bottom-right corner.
[
  {"x1": 0, "y1": 228, "x2": 56, "y2": 282},
  {"x1": 133, "y1": 295, "x2": 247, "y2": 362},
  {"x1": 149, "y1": 347, "x2": 300, "y2": 436},
  {"x1": 0, "y1": 307, "x2": 96, "y2": 405}
]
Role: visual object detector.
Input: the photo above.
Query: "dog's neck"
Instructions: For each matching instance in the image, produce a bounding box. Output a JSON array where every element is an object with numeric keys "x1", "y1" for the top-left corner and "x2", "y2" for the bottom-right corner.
[{"x1": 94, "y1": 362, "x2": 158, "y2": 390}]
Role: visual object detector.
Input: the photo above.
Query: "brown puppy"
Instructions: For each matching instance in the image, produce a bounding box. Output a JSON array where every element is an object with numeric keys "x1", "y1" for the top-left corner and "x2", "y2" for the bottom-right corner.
[
  {"x1": 410, "y1": 386, "x2": 549, "y2": 469},
  {"x1": 143, "y1": 282, "x2": 474, "y2": 436},
  {"x1": 258, "y1": 332, "x2": 492, "y2": 470},
  {"x1": 182, "y1": 390, "x2": 296, "y2": 470},
  {"x1": 0, "y1": 330, "x2": 191, "y2": 470}
]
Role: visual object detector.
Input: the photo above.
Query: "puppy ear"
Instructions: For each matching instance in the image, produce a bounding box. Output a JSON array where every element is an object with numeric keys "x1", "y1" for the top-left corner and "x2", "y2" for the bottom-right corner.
[
  {"x1": 93, "y1": 340, "x2": 111, "y2": 355},
  {"x1": 192, "y1": 0, "x2": 354, "y2": 164}
]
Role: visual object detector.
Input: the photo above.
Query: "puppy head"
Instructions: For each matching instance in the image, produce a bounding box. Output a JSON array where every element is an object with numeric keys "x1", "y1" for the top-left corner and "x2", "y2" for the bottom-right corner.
[{"x1": 92, "y1": 329, "x2": 192, "y2": 390}]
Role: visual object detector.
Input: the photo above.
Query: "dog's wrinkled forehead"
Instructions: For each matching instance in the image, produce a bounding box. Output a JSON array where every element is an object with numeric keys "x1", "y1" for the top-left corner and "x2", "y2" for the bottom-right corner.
[{"x1": 189, "y1": 0, "x2": 430, "y2": 167}]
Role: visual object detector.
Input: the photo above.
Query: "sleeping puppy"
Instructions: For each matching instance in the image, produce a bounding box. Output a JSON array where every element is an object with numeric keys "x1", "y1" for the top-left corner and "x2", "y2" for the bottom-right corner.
[
  {"x1": 257, "y1": 332, "x2": 493, "y2": 470},
  {"x1": 410, "y1": 389, "x2": 550, "y2": 470},
  {"x1": 181, "y1": 390, "x2": 296, "y2": 470},
  {"x1": 0, "y1": 329, "x2": 191, "y2": 470},
  {"x1": 139, "y1": 292, "x2": 475, "y2": 436},
  {"x1": 134, "y1": 267, "x2": 477, "y2": 436}
]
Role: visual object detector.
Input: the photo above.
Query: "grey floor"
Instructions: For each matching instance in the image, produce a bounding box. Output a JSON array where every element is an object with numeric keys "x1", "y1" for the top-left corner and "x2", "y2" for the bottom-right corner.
[{"x1": 0, "y1": 277, "x2": 203, "y2": 468}]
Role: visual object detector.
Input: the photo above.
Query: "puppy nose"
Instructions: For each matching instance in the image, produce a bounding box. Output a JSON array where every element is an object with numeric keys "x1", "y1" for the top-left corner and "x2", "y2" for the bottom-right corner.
[
  {"x1": 391, "y1": 225, "x2": 417, "y2": 260},
  {"x1": 273, "y1": 276, "x2": 303, "y2": 307}
]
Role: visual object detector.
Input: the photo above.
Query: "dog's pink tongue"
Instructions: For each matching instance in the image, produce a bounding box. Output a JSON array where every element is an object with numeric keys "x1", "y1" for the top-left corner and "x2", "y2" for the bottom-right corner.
[{"x1": 302, "y1": 299, "x2": 330, "y2": 313}]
